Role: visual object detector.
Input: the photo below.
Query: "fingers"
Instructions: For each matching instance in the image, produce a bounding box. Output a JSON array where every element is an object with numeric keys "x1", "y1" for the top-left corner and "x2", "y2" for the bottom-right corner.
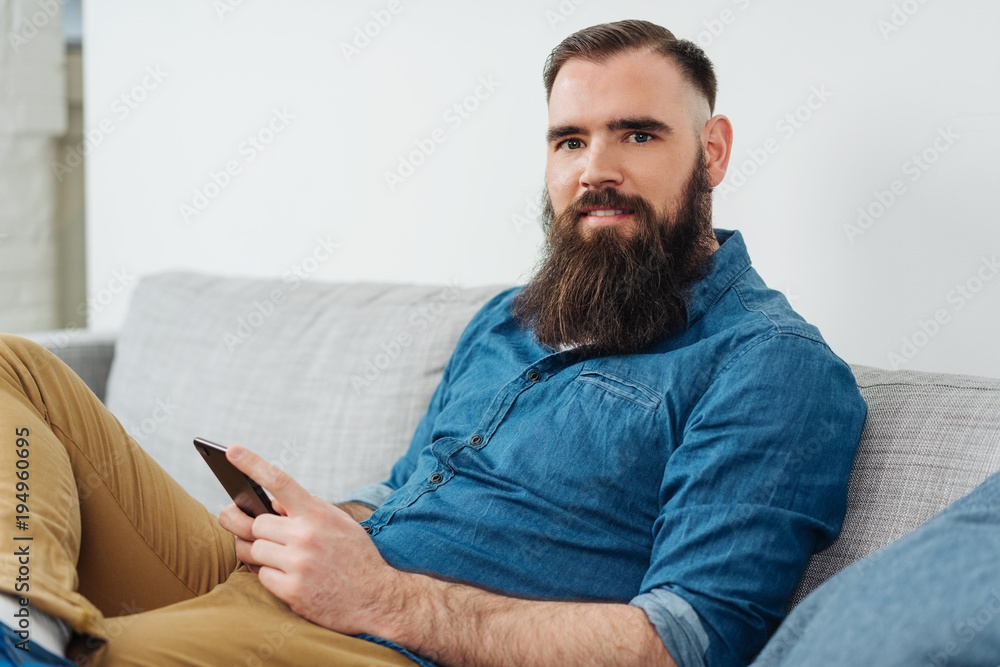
[
  {"x1": 220, "y1": 488, "x2": 298, "y2": 578},
  {"x1": 227, "y1": 445, "x2": 312, "y2": 514},
  {"x1": 222, "y1": 510, "x2": 264, "y2": 573},
  {"x1": 220, "y1": 497, "x2": 296, "y2": 567},
  {"x1": 221, "y1": 502, "x2": 265, "y2": 573},
  {"x1": 234, "y1": 535, "x2": 256, "y2": 564},
  {"x1": 218, "y1": 502, "x2": 254, "y2": 540},
  {"x1": 247, "y1": 536, "x2": 289, "y2": 573}
]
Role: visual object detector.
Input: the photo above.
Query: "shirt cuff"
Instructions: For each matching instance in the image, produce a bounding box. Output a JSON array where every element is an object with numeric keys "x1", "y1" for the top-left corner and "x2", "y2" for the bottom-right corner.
[
  {"x1": 337, "y1": 483, "x2": 395, "y2": 510},
  {"x1": 630, "y1": 588, "x2": 709, "y2": 667}
]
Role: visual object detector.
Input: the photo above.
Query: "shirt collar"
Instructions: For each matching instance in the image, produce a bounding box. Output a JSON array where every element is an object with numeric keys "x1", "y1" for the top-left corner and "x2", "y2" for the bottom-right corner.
[{"x1": 685, "y1": 229, "x2": 752, "y2": 326}]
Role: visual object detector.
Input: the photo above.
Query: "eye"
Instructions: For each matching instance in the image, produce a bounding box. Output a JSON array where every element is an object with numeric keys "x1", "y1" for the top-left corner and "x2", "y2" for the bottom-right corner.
[
  {"x1": 627, "y1": 132, "x2": 653, "y2": 144},
  {"x1": 557, "y1": 138, "x2": 583, "y2": 150}
]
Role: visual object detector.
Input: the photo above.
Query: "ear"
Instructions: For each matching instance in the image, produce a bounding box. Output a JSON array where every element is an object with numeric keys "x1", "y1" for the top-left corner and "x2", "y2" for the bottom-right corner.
[{"x1": 701, "y1": 115, "x2": 733, "y2": 188}]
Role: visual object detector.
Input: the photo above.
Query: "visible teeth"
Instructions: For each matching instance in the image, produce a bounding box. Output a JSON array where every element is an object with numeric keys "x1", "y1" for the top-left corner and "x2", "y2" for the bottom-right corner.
[{"x1": 588, "y1": 209, "x2": 627, "y2": 217}]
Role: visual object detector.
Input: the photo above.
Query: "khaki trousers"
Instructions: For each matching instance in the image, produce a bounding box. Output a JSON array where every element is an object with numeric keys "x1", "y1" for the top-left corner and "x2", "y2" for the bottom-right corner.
[{"x1": 0, "y1": 335, "x2": 417, "y2": 666}]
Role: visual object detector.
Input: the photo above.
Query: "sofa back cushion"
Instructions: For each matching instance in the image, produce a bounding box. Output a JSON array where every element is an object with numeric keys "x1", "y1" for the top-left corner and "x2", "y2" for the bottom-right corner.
[
  {"x1": 791, "y1": 365, "x2": 1000, "y2": 603},
  {"x1": 105, "y1": 272, "x2": 505, "y2": 514}
]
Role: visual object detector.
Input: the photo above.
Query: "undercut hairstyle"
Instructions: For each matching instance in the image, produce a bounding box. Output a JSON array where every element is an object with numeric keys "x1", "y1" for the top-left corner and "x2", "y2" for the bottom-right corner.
[{"x1": 543, "y1": 19, "x2": 718, "y2": 113}]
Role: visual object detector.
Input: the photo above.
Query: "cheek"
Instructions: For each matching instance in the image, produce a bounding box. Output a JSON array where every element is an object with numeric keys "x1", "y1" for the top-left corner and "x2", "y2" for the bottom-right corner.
[
  {"x1": 546, "y1": 165, "x2": 577, "y2": 209},
  {"x1": 635, "y1": 170, "x2": 685, "y2": 211}
]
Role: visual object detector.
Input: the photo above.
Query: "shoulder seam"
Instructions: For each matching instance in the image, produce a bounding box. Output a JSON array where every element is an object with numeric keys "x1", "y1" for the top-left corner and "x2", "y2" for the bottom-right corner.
[
  {"x1": 731, "y1": 281, "x2": 825, "y2": 345},
  {"x1": 717, "y1": 330, "x2": 836, "y2": 379}
]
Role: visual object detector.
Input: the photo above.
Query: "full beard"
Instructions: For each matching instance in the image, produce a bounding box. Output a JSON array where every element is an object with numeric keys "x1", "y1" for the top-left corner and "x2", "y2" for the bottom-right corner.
[{"x1": 512, "y1": 154, "x2": 718, "y2": 356}]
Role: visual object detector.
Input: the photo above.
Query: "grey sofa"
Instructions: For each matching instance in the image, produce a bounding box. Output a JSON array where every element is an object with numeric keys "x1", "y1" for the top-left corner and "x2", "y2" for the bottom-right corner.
[{"x1": 29, "y1": 272, "x2": 1000, "y2": 608}]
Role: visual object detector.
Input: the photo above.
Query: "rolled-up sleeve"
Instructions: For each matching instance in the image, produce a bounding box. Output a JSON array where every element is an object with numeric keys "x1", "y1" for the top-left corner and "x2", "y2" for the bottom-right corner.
[
  {"x1": 640, "y1": 333, "x2": 866, "y2": 666},
  {"x1": 631, "y1": 588, "x2": 710, "y2": 667},
  {"x1": 337, "y1": 482, "x2": 396, "y2": 510}
]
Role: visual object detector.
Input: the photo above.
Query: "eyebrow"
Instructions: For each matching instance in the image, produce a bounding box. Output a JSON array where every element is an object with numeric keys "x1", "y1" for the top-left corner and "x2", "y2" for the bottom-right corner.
[
  {"x1": 609, "y1": 116, "x2": 672, "y2": 134},
  {"x1": 546, "y1": 124, "x2": 585, "y2": 144},
  {"x1": 546, "y1": 116, "x2": 673, "y2": 144}
]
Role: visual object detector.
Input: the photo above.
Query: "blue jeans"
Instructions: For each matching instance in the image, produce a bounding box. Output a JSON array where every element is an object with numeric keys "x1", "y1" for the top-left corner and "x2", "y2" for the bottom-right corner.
[{"x1": 752, "y1": 469, "x2": 1000, "y2": 666}]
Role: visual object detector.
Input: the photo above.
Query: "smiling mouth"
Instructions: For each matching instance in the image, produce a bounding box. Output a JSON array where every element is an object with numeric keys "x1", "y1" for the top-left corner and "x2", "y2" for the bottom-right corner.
[
  {"x1": 585, "y1": 209, "x2": 631, "y2": 217},
  {"x1": 581, "y1": 208, "x2": 634, "y2": 225}
]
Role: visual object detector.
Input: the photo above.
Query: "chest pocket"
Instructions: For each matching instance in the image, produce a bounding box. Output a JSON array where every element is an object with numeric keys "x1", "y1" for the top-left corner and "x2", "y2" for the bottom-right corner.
[{"x1": 575, "y1": 369, "x2": 661, "y2": 412}]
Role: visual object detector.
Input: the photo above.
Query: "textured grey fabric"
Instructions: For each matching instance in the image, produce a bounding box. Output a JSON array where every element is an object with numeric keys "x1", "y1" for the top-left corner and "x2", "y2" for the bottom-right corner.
[
  {"x1": 790, "y1": 365, "x2": 1000, "y2": 606},
  {"x1": 104, "y1": 272, "x2": 505, "y2": 514},
  {"x1": 25, "y1": 329, "x2": 117, "y2": 402}
]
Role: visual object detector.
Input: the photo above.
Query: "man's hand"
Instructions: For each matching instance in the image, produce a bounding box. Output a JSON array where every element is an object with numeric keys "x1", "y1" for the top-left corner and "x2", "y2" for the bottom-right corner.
[
  {"x1": 216, "y1": 446, "x2": 400, "y2": 637},
  {"x1": 216, "y1": 446, "x2": 676, "y2": 667}
]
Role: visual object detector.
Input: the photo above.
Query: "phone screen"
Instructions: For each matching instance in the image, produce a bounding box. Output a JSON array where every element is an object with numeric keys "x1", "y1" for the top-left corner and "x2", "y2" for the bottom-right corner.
[{"x1": 193, "y1": 437, "x2": 277, "y2": 517}]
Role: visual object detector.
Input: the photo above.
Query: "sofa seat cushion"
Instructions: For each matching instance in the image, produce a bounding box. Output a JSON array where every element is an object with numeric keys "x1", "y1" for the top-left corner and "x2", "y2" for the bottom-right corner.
[{"x1": 104, "y1": 272, "x2": 505, "y2": 514}]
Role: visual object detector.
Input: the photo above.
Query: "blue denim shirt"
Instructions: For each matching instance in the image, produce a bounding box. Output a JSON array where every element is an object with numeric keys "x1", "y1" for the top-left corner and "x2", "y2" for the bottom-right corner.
[{"x1": 344, "y1": 229, "x2": 867, "y2": 667}]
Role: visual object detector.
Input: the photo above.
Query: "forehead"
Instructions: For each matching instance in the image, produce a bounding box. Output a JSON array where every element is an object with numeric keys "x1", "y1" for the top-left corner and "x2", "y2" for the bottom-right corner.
[{"x1": 548, "y1": 50, "x2": 701, "y2": 129}]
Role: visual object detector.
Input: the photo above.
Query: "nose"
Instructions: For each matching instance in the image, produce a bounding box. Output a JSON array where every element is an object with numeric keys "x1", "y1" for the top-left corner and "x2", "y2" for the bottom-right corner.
[{"x1": 579, "y1": 140, "x2": 624, "y2": 190}]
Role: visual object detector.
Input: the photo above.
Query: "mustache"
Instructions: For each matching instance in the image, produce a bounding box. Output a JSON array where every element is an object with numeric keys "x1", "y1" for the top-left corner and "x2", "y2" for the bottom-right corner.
[{"x1": 563, "y1": 188, "x2": 656, "y2": 220}]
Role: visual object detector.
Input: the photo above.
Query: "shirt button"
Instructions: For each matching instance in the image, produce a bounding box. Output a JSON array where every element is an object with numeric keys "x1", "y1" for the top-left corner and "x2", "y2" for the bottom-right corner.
[
  {"x1": 527, "y1": 370, "x2": 541, "y2": 382},
  {"x1": 429, "y1": 472, "x2": 444, "y2": 484},
  {"x1": 363, "y1": 525, "x2": 373, "y2": 534},
  {"x1": 470, "y1": 434, "x2": 483, "y2": 445}
]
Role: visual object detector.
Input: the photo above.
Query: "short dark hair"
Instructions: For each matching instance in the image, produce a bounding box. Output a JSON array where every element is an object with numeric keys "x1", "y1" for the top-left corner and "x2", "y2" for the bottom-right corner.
[{"x1": 542, "y1": 19, "x2": 718, "y2": 113}]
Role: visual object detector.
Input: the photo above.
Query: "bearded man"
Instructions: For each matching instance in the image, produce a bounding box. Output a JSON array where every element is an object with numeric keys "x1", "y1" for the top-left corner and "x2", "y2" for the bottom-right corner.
[{"x1": 0, "y1": 19, "x2": 865, "y2": 667}]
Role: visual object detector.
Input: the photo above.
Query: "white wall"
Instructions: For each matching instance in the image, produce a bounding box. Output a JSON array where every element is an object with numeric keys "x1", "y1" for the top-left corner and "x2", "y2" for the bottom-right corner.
[{"x1": 84, "y1": 0, "x2": 1000, "y2": 378}]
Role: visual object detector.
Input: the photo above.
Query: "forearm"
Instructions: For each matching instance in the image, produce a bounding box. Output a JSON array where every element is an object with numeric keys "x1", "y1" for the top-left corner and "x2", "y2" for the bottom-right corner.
[
  {"x1": 336, "y1": 501, "x2": 375, "y2": 522},
  {"x1": 377, "y1": 571, "x2": 677, "y2": 667},
  {"x1": 223, "y1": 451, "x2": 673, "y2": 664}
]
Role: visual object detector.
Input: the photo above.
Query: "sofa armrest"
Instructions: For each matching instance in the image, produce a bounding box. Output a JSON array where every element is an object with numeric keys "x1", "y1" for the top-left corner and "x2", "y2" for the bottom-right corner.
[{"x1": 22, "y1": 329, "x2": 117, "y2": 403}]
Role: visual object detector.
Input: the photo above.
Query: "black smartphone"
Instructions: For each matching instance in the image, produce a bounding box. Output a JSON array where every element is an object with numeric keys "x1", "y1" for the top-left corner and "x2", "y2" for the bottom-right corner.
[{"x1": 193, "y1": 437, "x2": 277, "y2": 517}]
